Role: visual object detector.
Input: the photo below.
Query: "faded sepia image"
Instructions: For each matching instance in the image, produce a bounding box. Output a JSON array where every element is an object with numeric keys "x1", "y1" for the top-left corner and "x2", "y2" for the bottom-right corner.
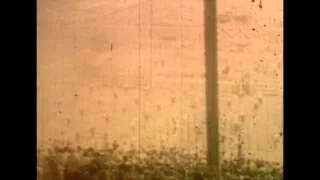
[{"x1": 37, "y1": 0, "x2": 283, "y2": 179}]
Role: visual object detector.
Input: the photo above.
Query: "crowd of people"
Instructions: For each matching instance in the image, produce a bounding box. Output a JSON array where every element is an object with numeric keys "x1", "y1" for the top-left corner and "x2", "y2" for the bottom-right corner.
[{"x1": 37, "y1": 142, "x2": 283, "y2": 180}]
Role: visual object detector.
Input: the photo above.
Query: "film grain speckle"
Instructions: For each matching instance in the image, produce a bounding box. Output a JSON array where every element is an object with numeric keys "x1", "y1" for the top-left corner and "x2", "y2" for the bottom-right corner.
[{"x1": 37, "y1": 0, "x2": 283, "y2": 179}]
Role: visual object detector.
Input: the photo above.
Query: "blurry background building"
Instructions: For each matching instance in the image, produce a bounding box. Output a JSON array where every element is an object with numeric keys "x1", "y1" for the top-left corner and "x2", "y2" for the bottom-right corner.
[{"x1": 37, "y1": 0, "x2": 283, "y2": 163}]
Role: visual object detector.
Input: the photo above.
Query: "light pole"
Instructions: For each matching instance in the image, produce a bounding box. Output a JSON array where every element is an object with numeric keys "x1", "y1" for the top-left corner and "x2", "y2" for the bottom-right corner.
[{"x1": 204, "y1": 0, "x2": 219, "y2": 172}]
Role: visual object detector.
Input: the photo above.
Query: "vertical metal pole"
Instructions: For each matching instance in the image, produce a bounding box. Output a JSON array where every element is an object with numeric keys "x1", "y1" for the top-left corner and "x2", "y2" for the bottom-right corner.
[{"x1": 204, "y1": 0, "x2": 219, "y2": 172}]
